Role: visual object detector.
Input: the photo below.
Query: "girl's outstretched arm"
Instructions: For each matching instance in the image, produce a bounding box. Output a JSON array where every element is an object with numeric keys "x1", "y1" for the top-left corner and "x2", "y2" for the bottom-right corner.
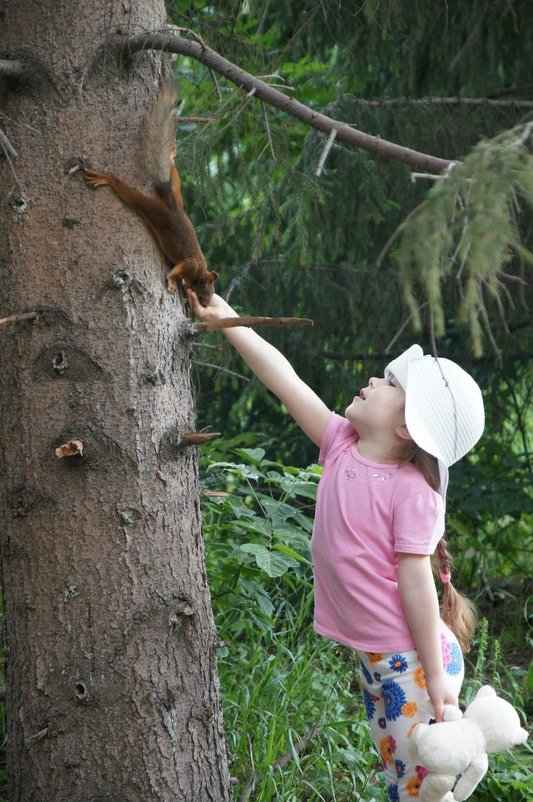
[
  {"x1": 187, "y1": 290, "x2": 332, "y2": 447},
  {"x1": 398, "y1": 553, "x2": 458, "y2": 722}
]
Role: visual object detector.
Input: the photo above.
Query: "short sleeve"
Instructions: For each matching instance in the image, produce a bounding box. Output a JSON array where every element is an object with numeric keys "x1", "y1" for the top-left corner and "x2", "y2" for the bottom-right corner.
[
  {"x1": 319, "y1": 413, "x2": 359, "y2": 466},
  {"x1": 393, "y1": 491, "x2": 445, "y2": 555}
]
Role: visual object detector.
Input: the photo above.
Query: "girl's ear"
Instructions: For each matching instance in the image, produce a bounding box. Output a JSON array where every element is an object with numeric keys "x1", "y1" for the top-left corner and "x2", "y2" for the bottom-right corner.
[{"x1": 395, "y1": 424, "x2": 412, "y2": 442}]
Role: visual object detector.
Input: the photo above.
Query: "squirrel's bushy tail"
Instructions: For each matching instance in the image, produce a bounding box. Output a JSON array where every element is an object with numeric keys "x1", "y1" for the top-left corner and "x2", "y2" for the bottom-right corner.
[{"x1": 143, "y1": 85, "x2": 178, "y2": 186}]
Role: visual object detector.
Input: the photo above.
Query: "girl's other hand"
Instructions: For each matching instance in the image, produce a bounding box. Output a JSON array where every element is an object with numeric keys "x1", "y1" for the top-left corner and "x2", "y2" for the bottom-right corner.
[{"x1": 425, "y1": 671, "x2": 459, "y2": 722}]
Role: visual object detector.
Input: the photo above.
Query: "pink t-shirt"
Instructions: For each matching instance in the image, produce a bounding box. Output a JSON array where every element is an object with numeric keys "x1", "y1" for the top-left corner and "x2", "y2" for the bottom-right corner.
[{"x1": 311, "y1": 413, "x2": 444, "y2": 652}]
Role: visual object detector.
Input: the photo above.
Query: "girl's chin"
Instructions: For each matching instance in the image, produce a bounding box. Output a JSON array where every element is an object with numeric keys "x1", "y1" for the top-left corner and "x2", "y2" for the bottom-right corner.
[{"x1": 345, "y1": 410, "x2": 358, "y2": 428}]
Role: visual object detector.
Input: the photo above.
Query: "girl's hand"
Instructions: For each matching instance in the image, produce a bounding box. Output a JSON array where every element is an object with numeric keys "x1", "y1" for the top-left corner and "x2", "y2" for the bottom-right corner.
[
  {"x1": 425, "y1": 671, "x2": 459, "y2": 722},
  {"x1": 186, "y1": 289, "x2": 236, "y2": 322}
]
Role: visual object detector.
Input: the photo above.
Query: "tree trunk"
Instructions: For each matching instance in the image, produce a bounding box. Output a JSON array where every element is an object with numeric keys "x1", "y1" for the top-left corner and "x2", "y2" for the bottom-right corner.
[{"x1": 0, "y1": 2, "x2": 231, "y2": 799}]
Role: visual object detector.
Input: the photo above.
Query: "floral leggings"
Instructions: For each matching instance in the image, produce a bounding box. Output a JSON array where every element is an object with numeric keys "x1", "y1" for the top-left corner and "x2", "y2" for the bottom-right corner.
[{"x1": 356, "y1": 624, "x2": 464, "y2": 802}]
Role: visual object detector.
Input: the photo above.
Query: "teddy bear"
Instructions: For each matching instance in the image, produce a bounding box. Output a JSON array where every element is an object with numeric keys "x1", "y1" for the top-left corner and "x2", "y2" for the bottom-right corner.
[{"x1": 409, "y1": 685, "x2": 528, "y2": 802}]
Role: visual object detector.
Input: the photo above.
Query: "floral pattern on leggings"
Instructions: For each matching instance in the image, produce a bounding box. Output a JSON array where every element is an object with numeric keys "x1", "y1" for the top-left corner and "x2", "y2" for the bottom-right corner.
[{"x1": 357, "y1": 625, "x2": 464, "y2": 801}]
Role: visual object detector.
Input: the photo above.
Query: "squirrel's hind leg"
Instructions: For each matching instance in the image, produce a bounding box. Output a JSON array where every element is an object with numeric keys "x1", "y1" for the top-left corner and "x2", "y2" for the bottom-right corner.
[
  {"x1": 84, "y1": 168, "x2": 158, "y2": 211},
  {"x1": 84, "y1": 168, "x2": 113, "y2": 188}
]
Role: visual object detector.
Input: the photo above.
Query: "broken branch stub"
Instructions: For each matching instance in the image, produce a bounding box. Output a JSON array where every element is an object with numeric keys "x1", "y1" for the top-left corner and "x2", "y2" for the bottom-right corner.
[
  {"x1": 0, "y1": 311, "x2": 38, "y2": 327},
  {"x1": 55, "y1": 440, "x2": 85, "y2": 459},
  {"x1": 180, "y1": 432, "x2": 221, "y2": 445}
]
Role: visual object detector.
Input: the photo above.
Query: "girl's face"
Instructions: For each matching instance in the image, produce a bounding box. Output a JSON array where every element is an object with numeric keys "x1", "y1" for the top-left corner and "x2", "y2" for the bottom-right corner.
[{"x1": 345, "y1": 376, "x2": 407, "y2": 437}]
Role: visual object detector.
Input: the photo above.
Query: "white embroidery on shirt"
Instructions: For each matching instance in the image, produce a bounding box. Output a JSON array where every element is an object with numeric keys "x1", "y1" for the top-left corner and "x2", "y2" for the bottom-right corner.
[
  {"x1": 343, "y1": 468, "x2": 361, "y2": 484},
  {"x1": 372, "y1": 472, "x2": 394, "y2": 483}
]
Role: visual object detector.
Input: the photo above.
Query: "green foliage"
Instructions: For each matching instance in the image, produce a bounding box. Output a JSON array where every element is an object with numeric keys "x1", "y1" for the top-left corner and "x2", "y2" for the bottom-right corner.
[
  {"x1": 167, "y1": 13, "x2": 532, "y2": 794},
  {"x1": 461, "y1": 619, "x2": 533, "y2": 802},
  {"x1": 391, "y1": 125, "x2": 533, "y2": 356},
  {"x1": 166, "y1": 8, "x2": 533, "y2": 790},
  {"x1": 201, "y1": 439, "x2": 319, "y2": 633}
]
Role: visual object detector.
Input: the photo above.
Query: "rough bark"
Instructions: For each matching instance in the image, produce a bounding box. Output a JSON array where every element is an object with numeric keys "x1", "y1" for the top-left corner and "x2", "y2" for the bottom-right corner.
[{"x1": 0, "y1": 1, "x2": 230, "y2": 800}]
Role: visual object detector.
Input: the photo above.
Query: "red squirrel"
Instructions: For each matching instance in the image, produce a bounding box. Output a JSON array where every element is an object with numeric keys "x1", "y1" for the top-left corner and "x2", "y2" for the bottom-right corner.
[{"x1": 84, "y1": 86, "x2": 217, "y2": 305}]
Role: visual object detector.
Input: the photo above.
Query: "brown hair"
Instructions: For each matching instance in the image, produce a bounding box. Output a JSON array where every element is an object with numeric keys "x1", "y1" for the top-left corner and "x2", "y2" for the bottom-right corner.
[{"x1": 402, "y1": 441, "x2": 477, "y2": 653}]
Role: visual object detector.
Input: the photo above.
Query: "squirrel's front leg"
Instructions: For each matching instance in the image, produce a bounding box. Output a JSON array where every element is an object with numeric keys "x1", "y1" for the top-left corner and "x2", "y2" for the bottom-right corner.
[{"x1": 166, "y1": 258, "x2": 199, "y2": 293}]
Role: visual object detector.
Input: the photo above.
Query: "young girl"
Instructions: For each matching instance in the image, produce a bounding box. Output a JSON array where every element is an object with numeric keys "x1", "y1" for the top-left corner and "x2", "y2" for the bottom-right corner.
[{"x1": 187, "y1": 290, "x2": 485, "y2": 801}]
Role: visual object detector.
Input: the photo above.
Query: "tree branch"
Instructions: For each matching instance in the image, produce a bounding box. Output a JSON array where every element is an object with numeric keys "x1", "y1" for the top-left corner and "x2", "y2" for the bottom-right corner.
[
  {"x1": 191, "y1": 359, "x2": 249, "y2": 381},
  {"x1": 176, "y1": 115, "x2": 216, "y2": 124},
  {"x1": 123, "y1": 32, "x2": 453, "y2": 174},
  {"x1": 0, "y1": 128, "x2": 18, "y2": 158}
]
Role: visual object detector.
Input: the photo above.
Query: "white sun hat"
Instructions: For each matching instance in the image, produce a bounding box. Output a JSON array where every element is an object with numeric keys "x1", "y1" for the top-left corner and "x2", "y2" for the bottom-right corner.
[{"x1": 384, "y1": 345, "x2": 484, "y2": 493}]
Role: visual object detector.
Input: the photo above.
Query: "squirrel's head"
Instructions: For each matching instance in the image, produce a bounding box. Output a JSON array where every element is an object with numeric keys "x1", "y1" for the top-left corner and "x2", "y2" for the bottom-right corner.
[{"x1": 194, "y1": 271, "x2": 218, "y2": 307}]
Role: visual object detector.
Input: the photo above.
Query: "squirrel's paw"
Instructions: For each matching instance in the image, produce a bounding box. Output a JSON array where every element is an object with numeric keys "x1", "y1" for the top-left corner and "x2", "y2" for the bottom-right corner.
[{"x1": 166, "y1": 276, "x2": 179, "y2": 293}]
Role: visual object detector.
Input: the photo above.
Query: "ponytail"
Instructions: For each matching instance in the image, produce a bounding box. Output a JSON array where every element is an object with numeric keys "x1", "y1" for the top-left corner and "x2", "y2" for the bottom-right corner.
[
  {"x1": 402, "y1": 441, "x2": 440, "y2": 492},
  {"x1": 402, "y1": 442, "x2": 477, "y2": 653},
  {"x1": 434, "y1": 538, "x2": 477, "y2": 653}
]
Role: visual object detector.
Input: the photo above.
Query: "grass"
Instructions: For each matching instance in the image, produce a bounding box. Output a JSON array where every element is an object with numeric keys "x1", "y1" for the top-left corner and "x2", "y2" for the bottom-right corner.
[{"x1": 219, "y1": 620, "x2": 384, "y2": 801}]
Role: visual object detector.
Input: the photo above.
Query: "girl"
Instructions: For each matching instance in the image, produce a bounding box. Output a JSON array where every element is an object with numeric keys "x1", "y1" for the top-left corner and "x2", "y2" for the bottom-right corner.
[{"x1": 187, "y1": 290, "x2": 484, "y2": 801}]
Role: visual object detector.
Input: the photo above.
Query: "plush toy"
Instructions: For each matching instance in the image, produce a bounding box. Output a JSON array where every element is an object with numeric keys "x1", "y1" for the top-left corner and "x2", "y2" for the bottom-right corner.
[{"x1": 410, "y1": 685, "x2": 528, "y2": 802}]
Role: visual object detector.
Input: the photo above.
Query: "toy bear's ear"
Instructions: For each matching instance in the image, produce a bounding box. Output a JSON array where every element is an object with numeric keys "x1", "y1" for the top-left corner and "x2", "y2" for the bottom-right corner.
[{"x1": 475, "y1": 685, "x2": 497, "y2": 699}]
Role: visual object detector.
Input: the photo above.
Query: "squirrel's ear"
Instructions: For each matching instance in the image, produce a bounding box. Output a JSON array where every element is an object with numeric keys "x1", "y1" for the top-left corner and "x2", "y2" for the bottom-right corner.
[{"x1": 209, "y1": 271, "x2": 218, "y2": 282}]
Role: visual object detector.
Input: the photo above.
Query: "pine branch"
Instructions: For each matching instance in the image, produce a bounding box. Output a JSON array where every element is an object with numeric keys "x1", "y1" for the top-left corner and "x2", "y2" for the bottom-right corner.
[
  {"x1": 123, "y1": 31, "x2": 453, "y2": 174},
  {"x1": 309, "y1": 345, "x2": 532, "y2": 364}
]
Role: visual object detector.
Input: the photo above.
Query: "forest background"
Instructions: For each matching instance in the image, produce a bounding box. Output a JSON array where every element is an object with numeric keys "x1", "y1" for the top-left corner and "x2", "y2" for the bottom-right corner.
[
  {"x1": 2, "y1": 0, "x2": 532, "y2": 800},
  {"x1": 168, "y1": 1, "x2": 533, "y2": 800}
]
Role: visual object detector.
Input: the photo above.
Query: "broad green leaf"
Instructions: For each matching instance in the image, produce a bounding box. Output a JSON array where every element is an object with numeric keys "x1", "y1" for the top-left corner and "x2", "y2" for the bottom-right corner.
[
  {"x1": 233, "y1": 448, "x2": 266, "y2": 465},
  {"x1": 273, "y1": 543, "x2": 312, "y2": 565},
  {"x1": 240, "y1": 543, "x2": 299, "y2": 577}
]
